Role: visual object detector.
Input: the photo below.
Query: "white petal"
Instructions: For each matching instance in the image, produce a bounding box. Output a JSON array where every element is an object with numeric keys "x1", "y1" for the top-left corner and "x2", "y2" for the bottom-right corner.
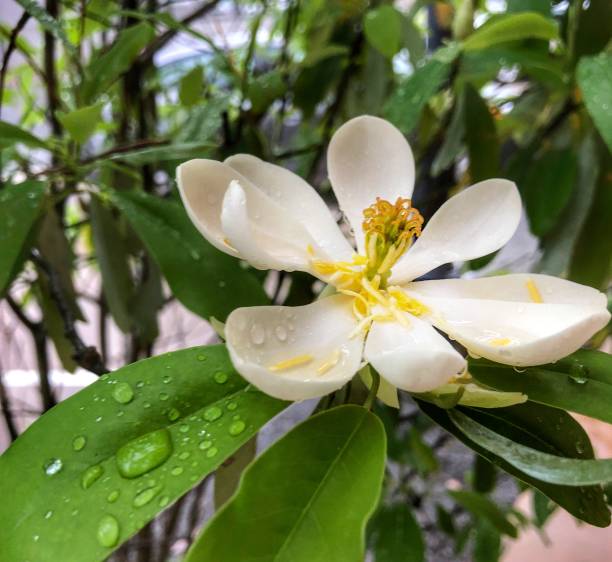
[
  {"x1": 407, "y1": 278, "x2": 610, "y2": 366},
  {"x1": 176, "y1": 159, "x2": 243, "y2": 256},
  {"x1": 390, "y1": 179, "x2": 521, "y2": 283},
  {"x1": 225, "y1": 295, "x2": 364, "y2": 400},
  {"x1": 327, "y1": 115, "x2": 415, "y2": 252},
  {"x1": 225, "y1": 154, "x2": 353, "y2": 261},
  {"x1": 364, "y1": 314, "x2": 466, "y2": 392}
]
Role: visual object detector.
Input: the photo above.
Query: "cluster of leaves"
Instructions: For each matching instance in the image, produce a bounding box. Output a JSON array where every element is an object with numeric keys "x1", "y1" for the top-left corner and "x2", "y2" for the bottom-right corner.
[{"x1": 0, "y1": 0, "x2": 611, "y2": 561}]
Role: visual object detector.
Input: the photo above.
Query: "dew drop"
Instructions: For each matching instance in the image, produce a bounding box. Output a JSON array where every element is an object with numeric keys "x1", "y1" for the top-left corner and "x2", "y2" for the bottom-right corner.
[
  {"x1": 178, "y1": 451, "x2": 190, "y2": 460},
  {"x1": 197, "y1": 354, "x2": 207, "y2": 362},
  {"x1": 227, "y1": 402, "x2": 237, "y2": 411},
  {"x1": 163, "y1": 375, "x2": 172, "y2": 384},
  {"x1": 107, "y1": 490, "x2": 120, "y2": 503},
  {"x1": 214, "y1": 372, "x2": 228, "y2": 384},
  {"x1": 33, "y1": 535, "x2": 40, "y2": 542},
  {"x1": 170, "y1": 466, "x2": 184, "y2": 476},
  {"x1": 44, "y1": 510, "x2": 53, "y2": 520},
  {"x1": 274, "y1": 325, "x2": 287, "y2": 342},
  {"x1": 179, "y1": 424, "x2": 190, "y2": 433},
  {"x1": 43, "y1": 458, "x2": 63, "y2": 476},
  {"x1": 72, "y1": 435, "x2": 87, "y2": 451},
  {"x1": 204, "y1": 407, "x2": 222, "y2": 422},
  {"x1": 229, "y1": 420, "x2": 246, "y2": 436},
  {"x1": 133, "y1": 485, "x2": 162, "y2": 507},
  {"x1": 250, "y1": 324, "x2": 265, "y2": 345},
  {"x1": 143, "y1": 401, "x2": 151, "y2": 409},
  {"x1": 206, "y1": 447, "x2": 218, "y2": 458},
  {"x1": 81, "y1": 464, "x2": 104, "y2": 489},
  {"x1": 95, "y1": 416, "x2": 103, "y2": 423},
  {"x1": 97, "y1": 515, "x2": 120, "y2": 548},
  {"x1": 199, "y1": 440, "x2": 212, "y2": 450},
  {"x1": 112, "y1": 382, "x2": 134, "y2": 404},
  {"x1": 159, "y1": 495, "x2": 169, "y2": 508},
  {"x1": 167, "y1": 408, "x2": 181, "y2": 422},
  {"x1": 159, "y1": 392, "x2": 169, "y2": 401},
  {"x1": 116, "y1": 428, "x2": 173, "y2": 479}
]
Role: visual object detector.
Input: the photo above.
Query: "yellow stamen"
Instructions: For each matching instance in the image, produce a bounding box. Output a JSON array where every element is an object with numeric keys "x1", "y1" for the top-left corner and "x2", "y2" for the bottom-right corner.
[
  {"x1": 223, "y1": 238, "x2": 237, "y2": 251},
  {"x1": 306, "y1": 244, "x2": 315, "y2": 256},
  {"x1": 269, "y1": 354, "x2": 314, "y2": 372},
  {"x1": 317, "y1": 350, "x2": 341, "y2": 375},
  {"x1": 526, "y1": 278, "x2": 543, "y2": 303},
  {"x1": 490, "y1": 337, "x2": 512, "y2": 347}
]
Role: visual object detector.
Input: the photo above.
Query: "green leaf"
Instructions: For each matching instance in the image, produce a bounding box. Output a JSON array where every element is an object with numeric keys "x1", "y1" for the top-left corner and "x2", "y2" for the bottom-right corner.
[
  {"x1": 432, "y1": 87, "x2": 465, "y2": 176},
  {"x1": 56, "y1": 103, "x2": 103, "y2": 144},
  {"x1": 364, "y1": 6, "x2": 402, "y2": 59},
  {"x1": 213, "y1": 436, "x2": 256, "y2": 509},
  {"x1": 369, "y1": 503, "x2": 424, "y2": 562},
  {"x1": 108, "y1": 189, "x2": 268, "y2": 321},
  {"x1": 175, "y1": 99, "x2": 224, "y2": 144},
  {"x1": 81, "y1": 22, "x2": 155, "y2": 103},
  {"x1": 464, "y1": 84, "x2": 499, "y2": 182},
  {"x1": 179, "y1": 66, "x2": 204, "y2": 107},
  {"x1": 385, "y1": 45, "x2": 460, "y2": 134},
  {"x1": 577, "y1": 53, "x2": 612, "y2": 152},
  {"x1": 522, "y1": 148, "x2": 577, "y2": 236},
  {"x1": 408, "y1": 428, "x2": 438, "y2": 474},
  {"x1": 0, "y1": 120, "x2": 49, "y2": 150},
  {"x1": 473, "y1": 520, "x2": 501, "y2": 562},
  {"x1": 462, "y1": 12, "x2": 559, "y2": 51},
  {"x1": 572, "y1": 0, "x2": 612, "y2": 60},
  {"x1": 469, "y1": 351, "x2": 612, "y2": 425},
  {"x1": 448, "y1": 490, "x2": 517, "y2": 537},
  {"x1": 248, "y1": 70, "x2": 286, "y2": 114},
  {"x1": 417, "y1": 400, "x2": 610, "y2": 527},
  {"x1": 449, "y1": 410, "x2": 612, "y2": 487},
  {"x1": 109, "y1": 141, "x2": 214, "y2": 165},
  {"x1": 0, "y1": 345, "x2": 286, "y2": 561},
  {"x1": 533, "y1": 489, "x2": 556, "y2": 527},
  {"x1": 186, "y1": 405, "x2": 386, "y2": 562},
  {"x1": 15, "y1": 0, "x2": 76, "y2": 56},
  {"x1": 473, "y1": 454, "x2": 497, "y2": 494},
  {"x1": 0, "y1": 181, "x2": 46, "y2": 296}
]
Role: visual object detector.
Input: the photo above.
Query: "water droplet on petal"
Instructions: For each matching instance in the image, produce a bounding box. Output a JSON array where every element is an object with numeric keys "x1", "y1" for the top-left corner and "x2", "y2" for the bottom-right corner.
[
  {"x1": 116, "y1": 428, "x2": 173, "y2": 479},
  {"x1": 250, "y1": 324, "x2": 265, "y2": 345},
  {"x1": 72, "y1": 435, "x2": 87, "y2": 451},
  {"x1": 112, "y1": 382, "x2": 134, "y2": 404},
  {"x1": 97, "y1": 515, "x2": 120, "y2": 548},
  {"x1": 274, "y1": 325, "x2": 287, "y2": 341}
]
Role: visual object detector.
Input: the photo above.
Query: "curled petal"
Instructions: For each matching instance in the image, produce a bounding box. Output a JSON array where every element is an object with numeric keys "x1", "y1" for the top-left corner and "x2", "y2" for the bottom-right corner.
[
  {"x1": 390, "y1": 179, "x2": 521, "y2": 283},
  {"x1": 364, "y1": 313, "x2": 466, "y2": 392},
  {"x1": 328, "y1": 116, "x2": 415, "y2": 252},
  {"x1": 225, "y1": 295, "x2": 364, "y2": 401}
]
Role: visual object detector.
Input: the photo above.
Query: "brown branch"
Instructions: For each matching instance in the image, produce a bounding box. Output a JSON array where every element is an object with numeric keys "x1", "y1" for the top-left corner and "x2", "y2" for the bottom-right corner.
[
  {"x1": 30, "y1": 249, "x2": 109, "y2": 376},
  {"x1": 44, "y1": 0, "x2": 62, "y2": 136},
  {"x1": 0, "y1": 363, "x2": 19, "y2": 441}
]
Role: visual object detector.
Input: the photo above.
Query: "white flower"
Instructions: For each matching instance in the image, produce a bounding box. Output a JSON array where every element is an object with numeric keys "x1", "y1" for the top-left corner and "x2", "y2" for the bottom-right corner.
[{"x1": 177, "y1": 116, "x2": 610, "y2": 401}]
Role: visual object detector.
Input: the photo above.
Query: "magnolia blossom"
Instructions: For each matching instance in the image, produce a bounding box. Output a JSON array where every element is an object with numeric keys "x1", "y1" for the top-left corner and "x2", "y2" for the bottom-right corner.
[{"x1": 177, "y1": 116, "x2": 610, "y2": 401}]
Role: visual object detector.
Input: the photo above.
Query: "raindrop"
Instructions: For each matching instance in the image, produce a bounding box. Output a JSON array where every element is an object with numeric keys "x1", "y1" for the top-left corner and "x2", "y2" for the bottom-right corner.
[
  {"x1": 167, "y1": 408, "x2": 181, "y2": 422},
  {"x1": 43, "y1": 458, "x2": 63, "y2": 476},
  {"x1": 199, "y1": 440, "x2": 213, "y2": 450},
  {"x1": 44, "y1": 510, "x2": 53, "y2": 520},
  {"x1": 95, "y1": 416, "x2": 103, "y2": 423},
  {"x1": 163, "y1": 375, "x2": 172, "y2": 384},
  {"x1": 179, "y1": 424, "x2": 190, "y2": 433},
  {"x1": 214, "y1": 372, "x2": 228, "y2": 384},
  {"x1": 97, "y1": 515, "x2": 120, "y2": 548},
  {"x1": 112, "y1": 382, "x2": 134, "y2": 404},
  {"x1": 159, "y1": 496, "x2": 169, "y2": 508},
  {"x1": 170, "y1": 466, "x2": 184, "y2": 476},
  {"x1": 569, "y1": 362, "x2": 589, "y2": 385},
  {"x1": 116, "y1": 428, "x2": 173, "y2": 479},
  {"x1": 81, "y1": 464, "x2": 104, "y2": 490},
  {"x1": 33, "y1": 535, "x2": 40, "y2": 542},
  {"x1": 204, "y1": 407, "x2": 222, "y2": 422},
  {"x1": 143, "y1": 402, "x2": 151, "y2": 409},
  {"x1": 227, "y1": 402, "x2": 237, "y2": 411},
  {"x1": 197, "y1": 354, "x2": 207, "y2": 362},
  {"x1": 274, "y1": 325, "x2": 287, "y2": 342},
  {"x1": 190, "y1": 249, "x2": 201, "y2": 261},
  {"x1": 250, "y1": 324, "x2": 265, "y2": 345},
  {"x1": 229, "y1": 421, "x2": 246, "y2": 436},
  {"x1": 133, "y1": 486, "x2": 162, "y2": 508},
  {"x1": 72, "y1": 435, "x2": 87, "y2": 451},
  {"x1": 178, "y1": 452, "x2": 190, "y2": 460},
  {"x1": 206, "y1": 447, "x2": 218, "y2": 458},
  {"x1": 107, "y1": 490, "x2": 120, "y2": 503}
]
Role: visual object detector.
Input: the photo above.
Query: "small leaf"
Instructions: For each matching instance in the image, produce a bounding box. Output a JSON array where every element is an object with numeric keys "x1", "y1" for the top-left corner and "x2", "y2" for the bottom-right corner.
[
  {"x1": 248, "y1": 70, "x2": 285, "y2": 114},
  {"x1": 532, "y1": 489, "x2": 556, "y2": 527},
  {"x1": 109, "y1": 189, "x2": 268, "y2": 321},
  {"x1": 186, "y1": 405, "x2": 386, "y2": 562},
  {"x1": 448, "y1": 489, "x2": 517, "y2": 537},
  {"x1": 473, "y1": 520, "x2": 501, "y2": 562},
  {"x1": 449, "y1": 410, "x2": 612, "y2": 486},
  {"x1": 109, "y1": 141, "x2": 214, "y2": 165},
  {"x1": 0, "y1": 182, "x2": 46, "y2": 296},
  {"x1": 0, "y1": 345, "x2": 286, "y2": 561},
  {"x1": 369, "y1": 503, "x2": 424, "y2": 562},
  {"x1": 0, "y1": 120, "x2": 48, "y2": 150},
  {"x1": 462, "y1": 12, "x2": 559, "y2": 51},
  {"x1": 179, "y1": 66, "x2": 204, "y2": 107},
  {"x1": 432, "y1": 86, "x2": 465, "y2": 176},
  {"x1": 56, "y1": 103, "x2": 103, "y2": 144},
  {"x1": 577, "y1": 52, "x2": 612, "y2": 153},
  {"x1": 464, "y1": 84, "x2": 499, "y2": 182},
  {"x1": 364, "y1": 6, "x2": 402, "y2": 59}
]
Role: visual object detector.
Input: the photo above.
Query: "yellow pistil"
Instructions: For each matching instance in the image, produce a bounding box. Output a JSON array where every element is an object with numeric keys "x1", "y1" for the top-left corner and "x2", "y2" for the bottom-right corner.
[
  {"x1": 490, "y1": 337, "x2": 512, "y2": 346},
  {"x1": 269, "y1": 354, "x2": 314, "y2": 372},
  {"x1": 526, "y1": 278, "x2": 543, "y2": 303}
]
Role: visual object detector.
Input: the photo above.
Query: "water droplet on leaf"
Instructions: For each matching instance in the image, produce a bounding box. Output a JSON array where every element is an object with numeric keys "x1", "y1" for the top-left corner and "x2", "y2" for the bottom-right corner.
[
  {"x1": 72, "y1": 435, "x2": 87, "y2": 451},
  {"x1": 97, "y1": 515, "x2": 120, "y2": 548},
  {"x1": 112, "y1": 382, "x2": 134, "y2": 404},
  {"x1": 133, "y1": 485, "x2": 162, "y2": 507},
  {"x1": 44, "y1": 458, "x2": 63, "y2": 476},
  {"x1": 82, "y1": 464, "x2": 104, "y2": 489},
  {"x1": 229, "y1": 421, "x2": 246, "y2": 436},
  {"x1": 116, "y1": 428, "x2": 173, "y2": 479},
  {"x1": 204, "y1": 407, "x2": 222, "y2": 422},
  {"x1": 214, "y1": 372, "x2": 228, "y2": 384}
]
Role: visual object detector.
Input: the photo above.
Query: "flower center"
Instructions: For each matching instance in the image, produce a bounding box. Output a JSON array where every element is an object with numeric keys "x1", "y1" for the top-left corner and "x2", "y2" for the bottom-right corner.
[{"x1": 309, "y1": 197, "x2": 426, "y2": 337}]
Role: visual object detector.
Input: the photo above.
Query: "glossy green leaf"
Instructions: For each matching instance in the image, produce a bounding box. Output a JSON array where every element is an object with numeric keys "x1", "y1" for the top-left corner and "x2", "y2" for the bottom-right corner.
[
  {"x1": 473, "y1": 520, "x2": 501, "y2": 562},
  {"x1": 364, "y1": 6, "x2": 402, "y2": 59},
  {"x1": 56, "y1": 103, "x2": 103, "y2": 144},
  {"x1": 432, "y1": 87, "x2": 465, "y2": 176},
  {"x1": 462, "y1": 12, "x2": 558, "y2": 51},
  {"x1": 0, "y1": 120, "x2": 49, "y2": 150},
  {"x1": 385, "y1": 45, "x2": 460, "y2": 134},
  {"x1": 0, "y1": 345, "x2": 286, "y2": 561},
  {"x1": 186, "y1": 405, "x2": 386, "y2": 562},
  {"x1": 108, "y1": 189, "x2": 267, "y2": 321},
  {"x1": 417, "y1": 400, "x2": 610, "y2": 527},
  {"x1": 179, "y1": 66, "x2": 204, "y2": 107},
  {"x1": 369, "y1": 503, "x2": 424, "y2": 562},
  {"x1": 464, "y1": 84, "x2": 499, "y2": 182},
  {"x1": 81, "y1": 22, "x2": 155, "y2": 103},
  {"x1": 449, "y1": 490, "x2": 516, "y2": 537},
  {"x1": 522, "y1": 148, "x2": 576, "y2": 236},
  {"x1": 469, "y1": 351, "x2": 612, "y2": 425},
  {"x1": 450, "y1": 410, "x2": 612, "y2": 486},
  {"x1": 0, "y1": 181, "x2": 46, "y2": 296},
  {"x1": 577, "y1": 53, "x2": 612, "y2": 152}
]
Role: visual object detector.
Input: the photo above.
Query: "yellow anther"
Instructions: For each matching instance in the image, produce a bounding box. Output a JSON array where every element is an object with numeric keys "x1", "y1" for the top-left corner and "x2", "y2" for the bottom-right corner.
[
  {"x1": 526, "y1": 278, "x2": 543, "y2": 303},
  {"x1": 317, "y1": 350, "x2": 341, "y2": 375},
  {"x1": 490, "y1": 337, "x2": 512, "y2": 347},
  {"x1": 269, "y1": 354, "x2": 314, "y2": 372},
  {"x1": 306, "y1": 244, "x2": 315, "y2": 256},
  {"x1": 388, "y1": 287, "x2": 429, "y2": 316}
]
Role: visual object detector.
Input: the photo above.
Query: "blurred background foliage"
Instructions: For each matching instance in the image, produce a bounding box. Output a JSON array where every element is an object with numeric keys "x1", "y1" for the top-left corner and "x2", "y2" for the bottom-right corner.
[{"x1": 0, "y1": 0, "x2": 611, "y2": 560}]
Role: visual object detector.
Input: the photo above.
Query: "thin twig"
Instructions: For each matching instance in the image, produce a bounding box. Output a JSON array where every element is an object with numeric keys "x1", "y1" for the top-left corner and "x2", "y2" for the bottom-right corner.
[{"x1": 0, "y1": 362, "x2": 19, "y2": 441}]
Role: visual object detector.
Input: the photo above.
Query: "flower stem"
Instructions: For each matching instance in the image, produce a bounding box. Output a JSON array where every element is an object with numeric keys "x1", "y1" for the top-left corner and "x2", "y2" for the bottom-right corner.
[{"x1": 363, "y1": 368, "x2": 380, "y2": 410}]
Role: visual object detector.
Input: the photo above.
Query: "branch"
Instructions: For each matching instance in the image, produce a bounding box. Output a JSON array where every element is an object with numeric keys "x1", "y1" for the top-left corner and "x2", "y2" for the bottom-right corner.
[
  {"x1": 30, "y1": 249, "x2": 109, "y2": 376},
  {"x1": 0, "y1": 363, "x2": 19, "y2": 441}
]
